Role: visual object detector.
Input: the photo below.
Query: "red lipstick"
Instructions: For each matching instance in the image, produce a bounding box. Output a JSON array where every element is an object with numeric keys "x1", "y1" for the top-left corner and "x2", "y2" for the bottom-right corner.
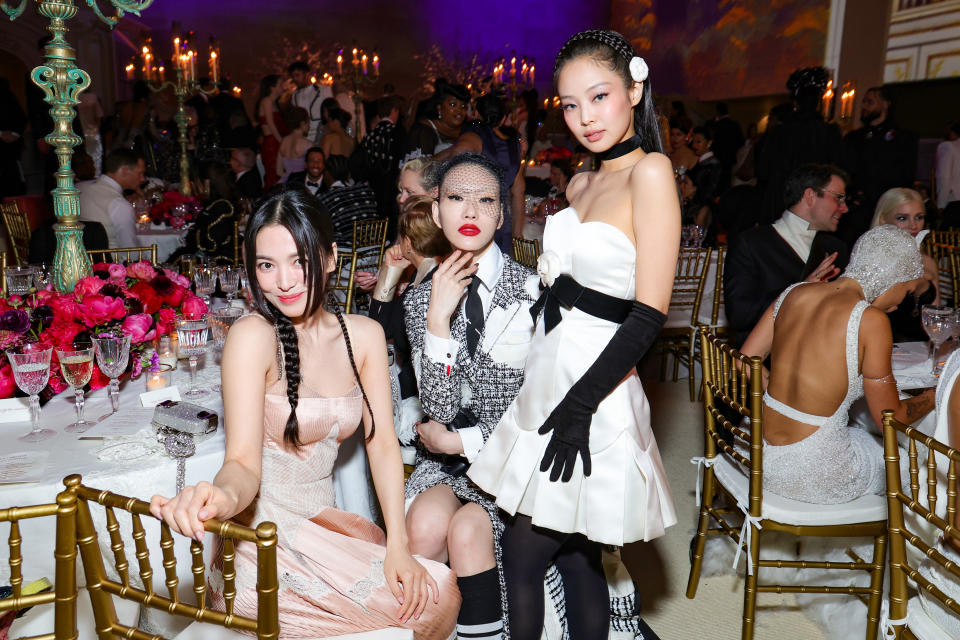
[
  {"x1": 277, "y1": 292, "x2": 305, "y2": 304},
  {"x1": 458, "y1": 224, "x2": 480, "y2": 236}
]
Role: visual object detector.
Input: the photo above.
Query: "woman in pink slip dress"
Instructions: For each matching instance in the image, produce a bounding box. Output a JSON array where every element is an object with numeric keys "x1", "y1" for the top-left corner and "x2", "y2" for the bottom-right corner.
[{"x1": 151, "y1": 187, "x2": 459, "y2": 638}]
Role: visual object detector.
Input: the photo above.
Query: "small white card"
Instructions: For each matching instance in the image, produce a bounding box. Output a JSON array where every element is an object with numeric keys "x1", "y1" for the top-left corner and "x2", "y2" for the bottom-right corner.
[
  {"x1": 0, "y1": 450, "x2": 49, "y2": 483},
  {"x1": 139, "y1": 386, "x2": 181, "y2": 408},
  {"x1": 85, "y1": 408, "x2": 157, "y2": 437},
  {"x1": 0, "y1": 397, "x2": 31, "y2": 423}
]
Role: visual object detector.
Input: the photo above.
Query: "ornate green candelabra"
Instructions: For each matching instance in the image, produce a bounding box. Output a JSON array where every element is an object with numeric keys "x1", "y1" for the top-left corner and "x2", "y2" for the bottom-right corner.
[
  {"x1": 2, "y1": 0, "x2": 154, "y2": 293},
  {"x1": 146, "y1": 67, "x2": 215, "y2": 197}
]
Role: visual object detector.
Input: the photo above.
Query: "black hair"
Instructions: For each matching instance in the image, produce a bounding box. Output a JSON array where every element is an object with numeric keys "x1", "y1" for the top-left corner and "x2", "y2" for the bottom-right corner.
[
  {"x1": 325, "y1": 154, "x2": 350, "y2": 183},
  {"x1": 783, "y1": 163, "x2": 850, "y2": 209},
  {"x1": 377, "y1": 95, "x2": 401, "y2": 119},
  {"x1": 553, "y1": 29, "x2": 663, "y2": 155},
  {"x1": 475, "y1": 93, "x2": 506, "y2": 128},
  {"x1": 787, "y1": 67, "x2": 829, "y2": 113},
  {"x1": 285, "y1": 106, "x2": 310, "y2": 130},
  {"x1": 866, "y1": 85, "x2": 893, "y2": 104},
  {"x1": 305, "y1": 146, "x2": 324, "y2": 160},
  {"x1": 436, "y1": 152, "x2": 507, "y2": 212},
  {"x1": 950, "y1": 122, "x2": 960, "y2": 137},
  {"x1": 329, "y1": 107, "x2": 351, "y2": 129},
  {"x1": 287, "y1": 61, "x2": 309, "y2": 74},
  {"x1": 691, "y1": 126, "x2": 712, "y2": 142},
  {"x1": 256, "y1": 74, "x2": 281, "y2": 110},
  {"x1": 201, "y1": 161, "x2": 242, "y2": 203},
  {"x1": 103, "y1": 148, "x2": 142, "y2": 174},
  {"x1": 716, "y1": 101, "x2": 729, "y2": 116},
  {"x1": 320, "y1": 98, "x2": 338, "y2": 125},
  {"x1": 244, "y1": 187, "x2": 375, "y2": 448},
  {"x1": 551, "y1": 158, "x2": 575, "y2": 180},
  {"x1": 435, "y1": 79, "x2": 470, "y2": 104},
  {"x1": 133, "y1": 80, "x2": 150, "y2": 102},
  {"x1": 669, "y1": 116, "x2": 692, "y2": 133}
]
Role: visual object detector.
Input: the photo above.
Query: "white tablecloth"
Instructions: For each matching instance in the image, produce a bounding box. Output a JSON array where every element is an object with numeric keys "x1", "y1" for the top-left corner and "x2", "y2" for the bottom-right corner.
[
  {"x1": 665, "y1": 252, "x2": 726, "y2": 329},
  {"x1": 136, "y1": 224, "x2": 185, "y2": 263}
]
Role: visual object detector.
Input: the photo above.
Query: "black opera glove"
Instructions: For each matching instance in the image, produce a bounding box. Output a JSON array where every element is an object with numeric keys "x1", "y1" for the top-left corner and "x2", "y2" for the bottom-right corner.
[{"x1": 538, "y1": 300, "x2": 667, "y2": 483}]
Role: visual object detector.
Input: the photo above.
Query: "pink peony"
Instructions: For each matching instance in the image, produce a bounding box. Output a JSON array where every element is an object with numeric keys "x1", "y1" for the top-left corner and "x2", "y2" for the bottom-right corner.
[
  {"x1": 40, "y1": 321, "x2": 86, "y2": 349},
  {"x1": 79, "y1": 294, "x2": 127, "y2": 327},
  {"x1": 73, "y1": 276, "x2": 106, "y2": 299},
  {"x1": 155, "y1": 307, "x2": 177, "y2": 335},
  {"x1": 33, "y1": 290, "x2": 57, "y2": 306},
  {"x1": 181, "y1": 295, "x2": 208, "y2": 320},
  {"x1": 0, "y1": 363, "x2": 15, "y2": 399},
  {"x1": 128, "y1": 282, "x2": 162, "y2": 314},
  {"x1": 122, "y1": 313, "x2": 157, "y2": 344},
  {"x1": 162, "y1": 268, "x2": 191, "y2": 289},
  {"x1": 127, "y1": 261, "x2": 157, "y2": 281},
  {"x1": 107, "y1": 263, "x2": 128, "y2": 281}
]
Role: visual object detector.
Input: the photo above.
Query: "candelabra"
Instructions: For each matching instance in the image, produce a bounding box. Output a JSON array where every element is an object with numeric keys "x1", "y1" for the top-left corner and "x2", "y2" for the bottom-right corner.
[
  {"x1": 491, "y1": 51, "x2": 536, "y2": 98},
  {"x1": 1, "y1": 0, "x2": 155, "y2": 293},
  {"x1": 334, "y1": 44, "x2": 380, "y2": 142}
]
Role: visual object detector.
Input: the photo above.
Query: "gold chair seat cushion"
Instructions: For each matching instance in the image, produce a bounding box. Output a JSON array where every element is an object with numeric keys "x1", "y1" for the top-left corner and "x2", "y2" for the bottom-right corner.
[{"x1": 712, "y1": 455, "x2": 887, "y2": 526}]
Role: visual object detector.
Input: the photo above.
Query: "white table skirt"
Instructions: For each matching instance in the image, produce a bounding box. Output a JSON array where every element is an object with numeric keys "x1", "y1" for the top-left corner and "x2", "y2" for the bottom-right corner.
[{"x1": 136, "y1": 224, "x2": 186, "y2": 263}]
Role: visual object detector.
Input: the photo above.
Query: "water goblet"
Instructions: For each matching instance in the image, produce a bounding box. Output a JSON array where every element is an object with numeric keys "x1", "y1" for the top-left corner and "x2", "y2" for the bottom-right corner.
[
  {"x1": 4, "y1": 266, "x2": 34, "y2": 296},
  {"x1": 193, "y1": 267, "x2": 216, "y2": 305},
  {"x1": 57, "y1": 346, "x2": 95, "y2": 433},
  {"x1": 218, "y1": 266, "x2": 241, "y2": 301},
  {"x1": 176, "y1": 317, "x2": 209, "y2": 398},
  {"x1": 92, "y1": 334, "x2": 131, "y2": 414},
  {"x1": 6, "y1": 345, "x2": 53, "y2": 442},
  {"x1": 210, "y1": 307, "x2": 243, "y2": 392},
  {"x1": 922, "y1": 304, "x2": 955, "y2": 375}
]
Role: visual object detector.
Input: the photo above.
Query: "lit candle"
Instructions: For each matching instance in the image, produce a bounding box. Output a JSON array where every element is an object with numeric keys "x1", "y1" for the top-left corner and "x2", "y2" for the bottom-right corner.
[
  {"x1": 125, "y1": 62, "x2": 135, "y2": 81},
  {"x1": 352, "y1": 47, "x2": 358, "y2": 65},
  {"x1": 310, "y1": 75, "x2": 316, "y2": 84},
  {"x1": 142, "y1": 46, "x2": 152, "y2": 82},
  {"x1": 510, "y1": 55, "x2": 516, "y2": 82},
  {"x1": 189, "y1": 50, "x2": 197, "y2": 83},
  {"x1": 529, "y1": 61, "x2": 535, "y2": 85},
  {"x1": 521, "y1": 58, "x2": 528, "y2": 83},
  {"x1": 543, "y1": 97, "x2": 548, "y2": 109},
  {"x1": 337, "y1": 52, "x2": 343, "y2": 75},
  {"x1": 362, "y1": 53, "x2": 368, "y2": 75},
  {"x1": 209, "y1": 51, "x2": 218, "y2": 84},
  {"x1": 232, "y1": 85, "x2": 241, "y2": 96},
  {"x1": 158, "y1": 65, "x2": 165, "y2": 82},
  {"x1": 373, "y1": 53, "x2": 379, "y2": 77}
]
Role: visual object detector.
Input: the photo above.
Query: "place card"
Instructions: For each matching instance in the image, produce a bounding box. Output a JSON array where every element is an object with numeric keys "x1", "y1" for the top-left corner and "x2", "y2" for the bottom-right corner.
[
  {"x1": 0, "y1": 397, "x2": 31, "y2": 423},
  {"x1": 0, "y1": 451, "x2": 49, "y2": 484},
  {"x1": 139, "y1": 386, "x2": 181, "y2": 408},
  {"x1": 83, "y1": 408, "x2": 157, "y2": 438}
]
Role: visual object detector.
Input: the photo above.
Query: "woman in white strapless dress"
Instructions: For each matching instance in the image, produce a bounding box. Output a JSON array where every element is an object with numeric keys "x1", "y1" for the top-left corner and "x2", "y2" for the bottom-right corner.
[{"x1": 469, "y1": 30, "x2": 680, "y2": 639}]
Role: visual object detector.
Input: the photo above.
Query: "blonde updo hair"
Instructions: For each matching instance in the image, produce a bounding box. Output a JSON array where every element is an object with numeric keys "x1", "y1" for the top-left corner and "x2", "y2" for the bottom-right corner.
[
  {"x1": 398, "y1": 195, "x2": 451, "y2": 258},
  {"x1": 397, "y1": 157, "x2": 439, "y2": 202},
  {"x1": 870, "y1": 188, "x2": 924, "y2": 228}
]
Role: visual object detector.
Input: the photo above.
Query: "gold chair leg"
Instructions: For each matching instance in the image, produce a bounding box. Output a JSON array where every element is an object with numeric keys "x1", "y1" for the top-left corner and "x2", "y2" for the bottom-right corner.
[
  {"x1": 687, "y1": 335, "x2": 697, "y2": 402},
  {"x1": 686, "y1": 467, "x2": 714, "y2": 598},
  {"x1": 864, "y1": 533, "x2": 887, "y2": 640},
  {"x1": 672, "y1": 342, "x2": 681, "y2": 382},
  {"x1": 741, "y1": 524, "x2": 760, "y2": 640}
]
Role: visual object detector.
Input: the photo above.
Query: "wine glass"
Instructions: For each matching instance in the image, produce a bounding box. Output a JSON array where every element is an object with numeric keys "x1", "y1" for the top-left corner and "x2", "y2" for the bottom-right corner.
[
  {"x1": 217, "y1": 266, "x2": 241, "y2": 302},
  {"x1": 92, "y1": 334, "x2": 131, "y2": 414},
  {"x1": 922, "y1": 304, "x2": 955, "y2": 375},
  {"x1": 193, "y1": 267, "x2": 216, "y2": 306},
  {"x1": 210, "y1": 307, "x2": 243, "y2": 392},
  {"x1": 6, "y1": 345, "x2": 53, "y2": 442},
  {"x1": 56, "y1": 346, "x2": 95, "y2": 433},
  {"x1": 4, "y1": 266, "x2": 34, "y2": 296},
  {"x1": 177, "y1": 317, "x2": 209, "y2": 398}
]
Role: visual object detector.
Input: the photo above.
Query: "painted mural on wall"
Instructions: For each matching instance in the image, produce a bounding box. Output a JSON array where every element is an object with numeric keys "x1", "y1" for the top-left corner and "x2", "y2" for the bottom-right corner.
[{"x1": 610, "y1": 0, "x2": 830, "y2": 100}]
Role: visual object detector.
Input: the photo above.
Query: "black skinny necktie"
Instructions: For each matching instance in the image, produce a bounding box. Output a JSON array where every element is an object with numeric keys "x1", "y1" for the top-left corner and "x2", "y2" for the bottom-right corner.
[{"x1": 465, "y1": 276, "x2": 484, "y2": 357}]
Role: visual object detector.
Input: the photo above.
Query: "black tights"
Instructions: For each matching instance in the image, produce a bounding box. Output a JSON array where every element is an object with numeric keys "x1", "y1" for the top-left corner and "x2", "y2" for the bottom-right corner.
[{"x1": 501, "y1": 514, "x2": 609, "y2": 639}]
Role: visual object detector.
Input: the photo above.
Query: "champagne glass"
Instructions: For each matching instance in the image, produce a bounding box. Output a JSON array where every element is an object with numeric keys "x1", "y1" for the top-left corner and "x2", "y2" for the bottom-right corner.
[
  {"x1": 210, "y1": 307, "x2": 243, "y2": 392},
  {"x1": 57, "y1": 346, "x2": 95, "y2": 433},
  {"x1": 217, "y1": 266, "x2": 241, "y2": 302},
  {"x1": 92, "y1": 335, "x2": 131, "y2": 414},
  {"x1": 177, "y1": 317, "x2": 209, "y2": 398},
  {"x1": 922, "y1": 304, "x2": 954, "y2": 375},
  {"x1": 193, "y1": 267, "x2": 216, "y2": 306},
  {"x1": 6, "y1": 345, "x2": 53, "y2": 442}
]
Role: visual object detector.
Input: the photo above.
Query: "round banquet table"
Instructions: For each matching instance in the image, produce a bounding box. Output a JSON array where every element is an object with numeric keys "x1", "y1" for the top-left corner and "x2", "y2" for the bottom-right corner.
[
  {"x1": 0, "y1": 334, "x2": 377, "y2": 638},
  {"x1": 136, "y1": 224, "x2": 186, "y2": 263}
]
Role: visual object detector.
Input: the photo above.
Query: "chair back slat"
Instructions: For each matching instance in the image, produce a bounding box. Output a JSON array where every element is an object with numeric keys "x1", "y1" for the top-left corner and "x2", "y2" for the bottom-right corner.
[
  {"x1": 222, "y1": 537, "x2": 237, "y2": 617},
  {"x1": 670, "y1": 248, "x2": 712, "y2": 317},
  {"x1": 512, "y1": 237, "x2": 541, "y2": 268},
  {"x1": 882, "y1": 411, "x2": 960, "y2": 634},
  {"x1": 1, "y1": 201, "x2": 31, "y2": 266},
  {"x1": 87, "y1": 244, "x2": 159, "y2": 266},
  {"x1": 105, "y1": 506, "x2": 130, "y2": 588},
  {"x1": 709, "y1": 246, "x2": 725, "y2": 326},
  {"x1": 159, "y1": 522, "x2": 180, "y2": 603},
  {"x1": 8, "y1": 519, "x2": 22, "y2": 598},
  {"x1": 66, "y1": 474, "x2": 280, "y2": 640}
]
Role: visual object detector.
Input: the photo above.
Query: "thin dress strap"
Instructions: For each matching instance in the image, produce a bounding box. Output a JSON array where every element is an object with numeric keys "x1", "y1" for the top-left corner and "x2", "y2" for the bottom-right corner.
[{"x1": 773, "y1": 282, "x2": 805, "y2": 321}]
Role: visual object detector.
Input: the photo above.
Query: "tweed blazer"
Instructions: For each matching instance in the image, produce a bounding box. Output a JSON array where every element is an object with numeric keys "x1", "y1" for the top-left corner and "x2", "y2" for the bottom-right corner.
[{"x1": 403, "y1": 253, "x2": 538, "y2": 443}]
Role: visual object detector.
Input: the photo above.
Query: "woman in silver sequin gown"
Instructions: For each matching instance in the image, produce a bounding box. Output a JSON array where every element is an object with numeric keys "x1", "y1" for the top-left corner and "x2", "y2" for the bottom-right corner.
[{"x1": 741, "y1": 225, "x2": 935, "y2": 503}]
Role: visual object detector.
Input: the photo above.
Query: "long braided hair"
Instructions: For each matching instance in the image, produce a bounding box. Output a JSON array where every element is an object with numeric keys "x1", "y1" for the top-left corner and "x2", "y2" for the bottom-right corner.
[
  {"x1": 553, "y1": 29, "x2": 663, "y2": 155},
  {"x1": 244, "y1": 186, "x2": 375, "y2": 448}
]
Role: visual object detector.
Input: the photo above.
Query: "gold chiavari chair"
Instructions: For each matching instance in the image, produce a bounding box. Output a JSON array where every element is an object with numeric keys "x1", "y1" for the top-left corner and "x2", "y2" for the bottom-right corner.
[
  {"x1": 512, "y1": 237, "x2": 541, "y2": 269},
  {"x1": 0, "y1": 201, "x2": 31, "y2": 267},
  {"x1": 1, "y1": 251, "x2": 7, "y2": 297},
  {"x1": 0, "y1": 489, "x2": 78, "y2": 640},
  {"x1": 659, "y1": 247, "x2": 712, "y2": 401},
  {"x1": 923, "y1": 231, "x2": 960, "y2": 306},
  {"x1": 687, "y1": 328, "x2": 888, "y2": 640},
  {"x1": 329, "y1": 219, "x2": 388, "y2": 314},
  {"x1": 87, "y1": 244, "x2": 159, "y2": 266},
  {"x1": 327, "y1": 250, "x2": 355, "y2": 314},
  {"x1": 65, "y1": 474, "x2": 280, "y2": 640},
  {"x1": 882, "y1": 410, "x2": 960, "y2": 639}
]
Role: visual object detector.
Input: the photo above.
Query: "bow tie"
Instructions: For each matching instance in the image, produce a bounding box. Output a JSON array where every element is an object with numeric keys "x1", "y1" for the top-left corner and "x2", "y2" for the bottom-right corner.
[{"x1": 306, "y1": 181, "x2": 320, "y2": 188}]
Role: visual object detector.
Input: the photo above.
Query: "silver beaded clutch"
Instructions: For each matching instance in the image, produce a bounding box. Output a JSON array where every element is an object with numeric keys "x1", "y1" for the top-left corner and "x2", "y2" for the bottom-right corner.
[{"x1": 151, "y1": 400, "x2": 219, "y2": 442}]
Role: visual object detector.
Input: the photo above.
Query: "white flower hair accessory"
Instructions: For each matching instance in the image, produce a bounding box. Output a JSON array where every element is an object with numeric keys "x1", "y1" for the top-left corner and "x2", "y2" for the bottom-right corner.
[
  {"x1": 629, "y1": 56, "x2": 649, "y2": 83},
  {"x1": 536, "y1": 250, "x2": 561, "y2": 288}
]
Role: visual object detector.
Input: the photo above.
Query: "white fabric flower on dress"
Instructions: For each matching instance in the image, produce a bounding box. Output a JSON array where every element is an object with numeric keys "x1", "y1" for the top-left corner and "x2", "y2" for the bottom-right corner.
[
  {"x1": 629, "y1": 56, "x2": 649, "y2": 83},
  {"x1": 537, "y1": 250, "x2": 561, "y2": 288}
]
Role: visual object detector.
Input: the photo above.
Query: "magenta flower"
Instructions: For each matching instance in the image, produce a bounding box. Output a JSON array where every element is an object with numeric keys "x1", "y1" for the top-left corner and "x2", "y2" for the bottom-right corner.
[
  {"x1": 127, "y1": 261, "x2": 157, "y2": 281},
  {"x1": 121, "y1": 313, "x2": 157, "y2": 344}
]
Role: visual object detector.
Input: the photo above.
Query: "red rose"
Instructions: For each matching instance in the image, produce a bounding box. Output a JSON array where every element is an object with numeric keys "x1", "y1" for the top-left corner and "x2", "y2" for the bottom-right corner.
[
  {"x1": 155, "y1": 307, "x2": 177, "y2": 335},
  {"x1": 162, "y1": 284, "x2": 186, "y2": 307},
  {"x1": 73, "y1": 276, "x2": 106, "y2": 300},
  {"x1": 128, "y1": 282, "x2": 162, "y2": 314},
  {"x1": 181, "y1": 295, "x2": 208, "y2": 320},
  {"x1": 40, "y1": 321, "x2": 86, "y2": 349},
  {"x1": 79, "y1": 295, "x2": 127, "y2": 327}
]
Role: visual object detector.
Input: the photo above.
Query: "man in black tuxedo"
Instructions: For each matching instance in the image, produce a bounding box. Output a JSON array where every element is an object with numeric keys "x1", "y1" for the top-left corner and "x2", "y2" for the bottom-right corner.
[
  {"x1": 285, "y1": 147, "x2": 327, "y2": 197},
  {"x1": 725, "y1": 163, "x2": 851, "y2": 346},
  {"x1": 229, "y1": 147, "x2": 262, "y2": 200}
]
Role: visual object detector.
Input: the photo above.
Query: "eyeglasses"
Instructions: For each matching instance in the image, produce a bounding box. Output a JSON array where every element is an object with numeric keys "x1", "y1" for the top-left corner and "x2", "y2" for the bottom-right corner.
[{"x1": 819, "y1": 188, "x2": 847, "y2": 205}]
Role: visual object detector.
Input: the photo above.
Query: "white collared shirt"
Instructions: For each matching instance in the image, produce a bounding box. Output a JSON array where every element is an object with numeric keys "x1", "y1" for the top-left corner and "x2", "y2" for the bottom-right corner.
[
  {"x1": 699, "y1": 150, "x2": 715, "y2": 162},
  {"x1": 771, "y1": 209, "x2": 817, "y2": 263},
  {"x1": 302, "y1": 174, "x2": 323, "y2": 195},
  {"x1": 423, "y1": 244, "x2": 504, "y2": 461}
]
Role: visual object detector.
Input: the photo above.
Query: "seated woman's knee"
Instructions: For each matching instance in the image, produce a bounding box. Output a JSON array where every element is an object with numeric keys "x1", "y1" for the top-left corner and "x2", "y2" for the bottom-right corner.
[{"x1": 446, "y1": 505, "x2": 493, "y2": 559}]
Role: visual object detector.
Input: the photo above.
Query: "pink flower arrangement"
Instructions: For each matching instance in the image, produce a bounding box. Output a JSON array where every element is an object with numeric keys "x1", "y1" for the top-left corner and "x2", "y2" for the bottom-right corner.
[
  {"x1": 0, "y1": 260, "x2": 204, "y2": 399},
  {"x1": 149, "y1": 191, "x2": 202, "y2": 229}
]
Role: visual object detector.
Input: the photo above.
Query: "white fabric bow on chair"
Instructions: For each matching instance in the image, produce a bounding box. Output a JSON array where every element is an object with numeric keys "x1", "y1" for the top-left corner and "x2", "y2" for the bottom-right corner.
[
  {"x1": 690, "y1": 456, "x2": 717, "y2": 507},
  {"x1": 732, "y1": 500, "x2": 763, "y2": 575}
]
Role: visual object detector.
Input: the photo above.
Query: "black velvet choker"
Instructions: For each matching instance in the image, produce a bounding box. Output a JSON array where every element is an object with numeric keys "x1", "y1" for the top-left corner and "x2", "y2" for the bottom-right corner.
[{"x1": 598, "y1": 134, "x2": 643, "y2": 162}]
